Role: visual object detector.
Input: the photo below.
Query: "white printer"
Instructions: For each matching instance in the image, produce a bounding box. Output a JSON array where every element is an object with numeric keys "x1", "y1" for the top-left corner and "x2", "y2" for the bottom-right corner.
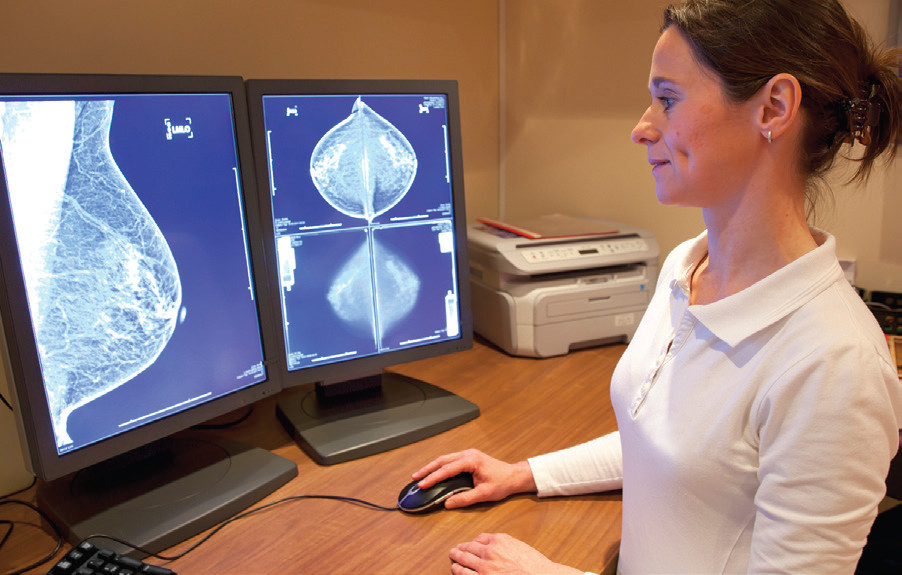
[{"x1": 468, "y1": 215, "x2": 659, "y2": 357}]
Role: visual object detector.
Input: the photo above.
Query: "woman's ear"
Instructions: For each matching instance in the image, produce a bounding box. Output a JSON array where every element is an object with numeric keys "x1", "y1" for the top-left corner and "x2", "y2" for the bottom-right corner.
[{"x1": 757, "y1": 73, "x2": 803, "y2": 143}]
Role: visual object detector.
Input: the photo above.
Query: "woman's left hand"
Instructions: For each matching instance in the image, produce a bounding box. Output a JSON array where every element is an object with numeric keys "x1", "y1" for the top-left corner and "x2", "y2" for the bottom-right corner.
[{"x1": 449, "y1": 533, "x2": 584, "y2": 575}]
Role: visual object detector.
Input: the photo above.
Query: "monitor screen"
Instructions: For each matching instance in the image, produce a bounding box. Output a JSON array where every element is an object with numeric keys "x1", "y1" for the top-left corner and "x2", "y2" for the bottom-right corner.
[
  {"x1": 0, "y1": 74, "x2": 295, "y2": 554},
  {"x1": 246, "y1": 79, "x2": 477, "y2": 465}
]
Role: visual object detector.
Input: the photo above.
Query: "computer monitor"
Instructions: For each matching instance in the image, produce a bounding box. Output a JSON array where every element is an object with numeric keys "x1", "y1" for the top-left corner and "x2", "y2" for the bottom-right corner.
[
  {"x1": 245, "y1": 79, "x2": 477, "y2": 465},
  {"x1": 0, "y1": 73, "x2": 297, "y2": 555}
]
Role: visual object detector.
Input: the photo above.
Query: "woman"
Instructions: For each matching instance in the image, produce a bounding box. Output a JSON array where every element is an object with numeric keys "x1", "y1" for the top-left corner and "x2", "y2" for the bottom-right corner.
[{"x1": 412, "y1": 1, "x2": 902, "y2": 573}]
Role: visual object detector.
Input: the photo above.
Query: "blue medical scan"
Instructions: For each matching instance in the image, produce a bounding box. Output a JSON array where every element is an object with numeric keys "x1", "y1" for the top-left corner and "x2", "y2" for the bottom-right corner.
[
  {"x1": 0, "y1": 92, "x2": 267, "y2": 454},
  {"x1": 261, "y1": 93, "x2": 461, "y2": 371}
]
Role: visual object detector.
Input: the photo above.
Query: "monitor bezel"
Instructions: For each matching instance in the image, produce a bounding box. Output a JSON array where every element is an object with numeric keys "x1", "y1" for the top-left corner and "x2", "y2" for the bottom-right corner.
[
  {"x1": 0, "y1": 73, "x2": 284, "y2": 481},
  {"x1": 245, "y1": 78, "x2": 474, "y2": 390}
]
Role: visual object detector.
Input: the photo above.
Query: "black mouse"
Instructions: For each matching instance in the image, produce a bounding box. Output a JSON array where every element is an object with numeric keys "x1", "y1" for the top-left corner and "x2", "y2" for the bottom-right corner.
[{"x1": 397, "y1": 472, "x2": 474, "y2": 513}]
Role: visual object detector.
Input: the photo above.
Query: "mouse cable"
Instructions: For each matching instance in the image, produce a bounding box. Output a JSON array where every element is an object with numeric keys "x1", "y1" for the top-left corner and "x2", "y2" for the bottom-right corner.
[
  {"x1": 0, "y1": 499, "x2": 64, "y2": 575},
  {"x1": 0, "y1": 520, "x2": 12, "y2": 549},
  {"x1": 0, "y1": 391, "x2": 12, "y2": 412},
  {"x1": 0, "y1": 493, "x2": 395, "y2": 575},
  {"x1": 84, "y1": 494, "x2": 401, "y2": 563}
]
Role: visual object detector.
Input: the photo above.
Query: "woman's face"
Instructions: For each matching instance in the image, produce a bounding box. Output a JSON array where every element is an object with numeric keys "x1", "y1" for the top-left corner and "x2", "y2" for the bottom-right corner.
[{"x1": 631, "y1": 27, "x2": 758, "y2": 209}]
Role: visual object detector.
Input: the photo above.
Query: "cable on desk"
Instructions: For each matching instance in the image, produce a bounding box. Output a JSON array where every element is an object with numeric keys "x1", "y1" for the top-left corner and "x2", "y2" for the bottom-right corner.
[
  {"x1": 0, "y1": 520, "x2": 12, "y2": 549},
  {"x1": 1, "y1": 493, "x2": 398, "y2": 573},
  {"x1": 87, "y1": 494, "x2": 400, "y2": 562},
  {"x1": 0, "y1": 499, "x2": 63, "y2": 575},
  {"x1": 2, "y1": 489, "x2": 397, "y2": 569},
  {"x1": 0, "y1": 391, "x2": 13, "y2": 412}
]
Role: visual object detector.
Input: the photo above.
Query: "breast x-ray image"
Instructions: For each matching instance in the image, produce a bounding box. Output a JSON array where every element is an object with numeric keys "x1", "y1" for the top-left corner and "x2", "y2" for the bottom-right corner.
[
  {"x1": 0, "y1": 92, "x2": 267, "y2": 453},
  {"x1": 1, "y1": 100, "x2": 181, "y2": 447},
  {"x1": 262, "y1": 92, "x2": 461, "y2": 371},
  {"x1": 310, "y1": 97, "x2": 418, "y2": 223}
]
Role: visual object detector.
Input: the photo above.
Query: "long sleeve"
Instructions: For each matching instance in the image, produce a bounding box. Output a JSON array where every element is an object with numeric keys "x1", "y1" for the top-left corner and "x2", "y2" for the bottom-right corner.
[{"x1": 528, "y1": 431, "x2": 623, "y2": 497}]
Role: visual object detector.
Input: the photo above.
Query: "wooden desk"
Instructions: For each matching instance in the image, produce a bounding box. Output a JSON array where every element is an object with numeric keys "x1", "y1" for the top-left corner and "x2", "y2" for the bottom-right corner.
[{"x1": 5, "y1": 340, "x2": 624, "y2": 574}]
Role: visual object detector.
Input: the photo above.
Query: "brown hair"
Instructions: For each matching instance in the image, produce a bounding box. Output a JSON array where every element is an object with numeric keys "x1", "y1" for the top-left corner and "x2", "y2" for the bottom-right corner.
[{"x1": 662, "y1": 0, "x2": 901, "y2": 192}]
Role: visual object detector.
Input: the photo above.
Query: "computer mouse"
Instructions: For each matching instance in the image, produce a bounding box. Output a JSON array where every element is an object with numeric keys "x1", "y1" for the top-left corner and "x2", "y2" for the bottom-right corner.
[{"x1": 397, "y1": 472, "x2": 474, "y2": 513}]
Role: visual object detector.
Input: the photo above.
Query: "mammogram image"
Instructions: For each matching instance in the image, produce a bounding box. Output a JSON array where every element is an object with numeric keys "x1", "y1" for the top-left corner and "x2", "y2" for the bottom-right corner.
[
  {"x1": 327, "y1": 235, "x2": 420, "y2": 341},
  {"x1": 0, "y1": 100, "x2": 181, "y2": 447},
  {"x1": 310, "y1": 97, "x2": 417, "y2": 222},
  {"x1": 308, "y1": 97, "x2": 421, "y2": 345}
]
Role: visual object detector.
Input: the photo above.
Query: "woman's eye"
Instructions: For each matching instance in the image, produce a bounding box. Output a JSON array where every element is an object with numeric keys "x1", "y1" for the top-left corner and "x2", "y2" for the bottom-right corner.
[{"x1": 659, "y1": 96, "x2": 675, "y2": 111}]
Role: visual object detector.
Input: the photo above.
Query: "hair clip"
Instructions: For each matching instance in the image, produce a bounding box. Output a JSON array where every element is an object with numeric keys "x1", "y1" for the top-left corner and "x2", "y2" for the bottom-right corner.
[{"x1": 839, "y1": 83, "x2": 881, "y2": 146}]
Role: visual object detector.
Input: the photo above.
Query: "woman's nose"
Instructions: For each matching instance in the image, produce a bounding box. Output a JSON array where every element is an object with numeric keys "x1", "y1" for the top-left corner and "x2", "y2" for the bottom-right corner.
[{"x1": 631, "y1": 108, "x2": 658, "y2": 145}]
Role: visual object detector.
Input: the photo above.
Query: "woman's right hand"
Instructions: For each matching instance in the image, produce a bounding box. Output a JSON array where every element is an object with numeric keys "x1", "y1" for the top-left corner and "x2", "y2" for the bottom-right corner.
[{"x1": 411, "y1": 449, "x2": 537, "y2": 509}]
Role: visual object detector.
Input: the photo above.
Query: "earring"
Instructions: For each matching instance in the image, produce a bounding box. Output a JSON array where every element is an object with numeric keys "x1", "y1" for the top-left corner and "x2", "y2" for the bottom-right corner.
[{"x1": 766, "y1": 130, "x2": 773, "y2": 143}]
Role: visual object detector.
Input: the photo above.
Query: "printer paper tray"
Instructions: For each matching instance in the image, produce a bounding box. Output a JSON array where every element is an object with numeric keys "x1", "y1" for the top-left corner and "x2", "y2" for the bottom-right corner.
[
  {"x1": 471, "y1": 279, "x2": 651, "y2": 357},
  {"x1": 537, "y1": 286, "x2": 649, "y2": 323}
]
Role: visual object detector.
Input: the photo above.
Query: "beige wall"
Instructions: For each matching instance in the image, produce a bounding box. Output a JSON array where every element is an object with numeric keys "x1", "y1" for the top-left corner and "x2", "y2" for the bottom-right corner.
[
  {"x1": 501, "y1": 0, "x2": 698, "y2": 257},
  {"x1": 0, "y1": 0, "x2": 501, "y2": 224},
  {"x1": 502, "y1": 0, "x2": 901, "y2": 293},
  {"x1": 823, "y1": 0, "x2": 902, "y2": 292}
]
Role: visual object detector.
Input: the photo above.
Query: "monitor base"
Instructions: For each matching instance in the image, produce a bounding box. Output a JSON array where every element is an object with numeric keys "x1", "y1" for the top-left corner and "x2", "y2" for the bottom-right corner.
[
  {"x1": 37, "y1": 432, "x2": 297, "y2": 558},
  {"x1": 276, "y1": 371, "x2": 480, "y2": 465}
]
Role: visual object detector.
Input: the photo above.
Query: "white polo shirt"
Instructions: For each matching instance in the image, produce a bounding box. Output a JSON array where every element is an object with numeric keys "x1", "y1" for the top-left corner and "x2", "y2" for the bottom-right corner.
[{"x1": 529, "y1": 230, "x2": 901, "y2": 574}]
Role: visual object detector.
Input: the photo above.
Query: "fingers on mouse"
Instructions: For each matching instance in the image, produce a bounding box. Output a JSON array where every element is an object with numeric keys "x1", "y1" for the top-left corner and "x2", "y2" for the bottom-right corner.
[{"x1": 397, "y1": 472, "x2": 474, "y2": 513}]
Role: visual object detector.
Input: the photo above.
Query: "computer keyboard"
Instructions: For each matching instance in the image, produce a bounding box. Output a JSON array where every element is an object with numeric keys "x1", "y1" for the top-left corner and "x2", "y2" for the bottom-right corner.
[{"x1": 46, "y1": 540, "x2": 176, "y2": 575}]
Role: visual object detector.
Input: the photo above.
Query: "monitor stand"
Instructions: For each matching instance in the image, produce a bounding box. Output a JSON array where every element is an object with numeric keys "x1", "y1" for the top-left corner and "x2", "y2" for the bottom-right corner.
[
  {"x1": 37, "y1": 432, "x2": 297, "y2": 558},
  {"x1": 276, "y1": 371, "x2": 480, "y2": 465}
]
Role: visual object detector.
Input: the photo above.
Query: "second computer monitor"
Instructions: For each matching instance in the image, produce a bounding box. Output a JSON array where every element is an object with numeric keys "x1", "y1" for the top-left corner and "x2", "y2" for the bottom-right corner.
[{"x1": 246, "y1": 79, "x2": 476, "y2": 465}]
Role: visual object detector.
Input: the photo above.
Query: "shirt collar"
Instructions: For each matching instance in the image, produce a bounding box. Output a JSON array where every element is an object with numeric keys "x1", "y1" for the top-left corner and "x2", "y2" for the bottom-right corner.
[{"x1": 671, "y1": 229, "x2": 845, "y2": 347}]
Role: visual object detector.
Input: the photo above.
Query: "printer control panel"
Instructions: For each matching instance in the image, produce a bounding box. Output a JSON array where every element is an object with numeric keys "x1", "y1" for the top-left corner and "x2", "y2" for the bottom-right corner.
[{"x1": 519, "y1": 237, "x2": 649, "y2": 264}]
